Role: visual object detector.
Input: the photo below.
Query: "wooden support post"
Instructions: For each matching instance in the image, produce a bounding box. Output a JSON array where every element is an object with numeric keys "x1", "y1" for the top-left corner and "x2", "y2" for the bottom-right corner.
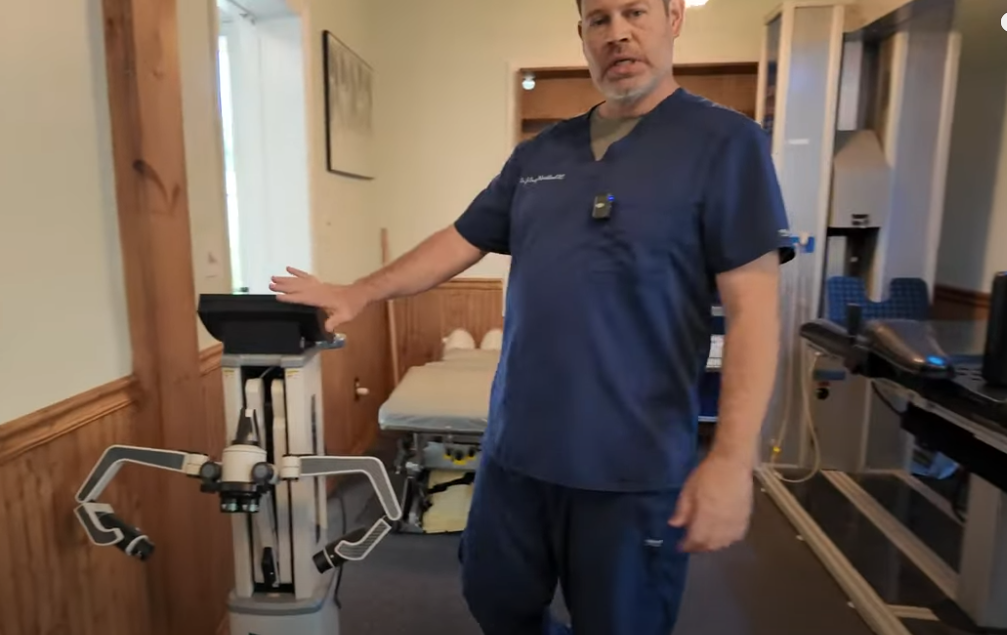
[
  {"x1": 382, "y1": 228, "x2": 401, "y2": 385},
  {"x1": 101, "y1": 0, "x2": 222, "y2": 633}
]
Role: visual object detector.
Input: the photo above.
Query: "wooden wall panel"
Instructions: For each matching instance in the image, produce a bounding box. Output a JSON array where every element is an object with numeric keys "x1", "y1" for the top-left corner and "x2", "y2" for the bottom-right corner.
[
  {"x1": 0, "y1": 385, "x2": 151, "y2": 635},
  {"x1": 0, "y1": 346, "x2": 231, "y2": 635},
  {"x1": 393, "y1": 278, "x2": 505, "y2": 378},
  {"x1": 517, "y1": 64, "x2": 760, "y2": 141},
  {"x1": 520, "y1": 75, "x2": 602, "y2": 121},
  {"x1": 322, "y1": 302, "x2": 393, "y2": 457},
  {"x1": 395, "y1": 290, "x2": 447, "y2": 377},
  {"x1": 934, "y1": 284, "x2": 991, "y2": 321},
  {"x1": 677, "y1": 73, "x2": 759, "y2": 117},
  {"x1": 519, "y1": 68, "x2": 759, "y2": 121}
]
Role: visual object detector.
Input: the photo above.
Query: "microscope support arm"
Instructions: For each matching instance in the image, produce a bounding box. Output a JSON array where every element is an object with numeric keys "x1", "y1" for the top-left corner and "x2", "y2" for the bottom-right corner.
[
  {"x1": 280, "y1": 455, "x2": 402, "y2": 520},
  {"x1": 280, "y1": 455, "x2": 403, "y2": 571},
  {"x1": 74, "y1": 445, "x2": 212, "y2": 559},
  {"x1": 74, "y1": 445, "x2": 401, "y2": 571}
]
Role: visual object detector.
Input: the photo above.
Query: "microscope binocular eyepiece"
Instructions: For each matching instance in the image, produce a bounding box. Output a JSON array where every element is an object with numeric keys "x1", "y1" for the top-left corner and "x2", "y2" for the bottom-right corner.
[
  {"x1": 220, "y1": 496, "x2": 260, "y2": 514},
  {"x1": 212, "y1": 477, "x2": 272, "y2": 514},
  {"x1": 198, "y1": 449, "x2": 276, "y2": 514}
]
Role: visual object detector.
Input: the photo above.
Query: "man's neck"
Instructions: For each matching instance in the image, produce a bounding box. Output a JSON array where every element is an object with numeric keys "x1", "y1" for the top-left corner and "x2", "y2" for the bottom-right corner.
[{"x1": 599, "y1": 75, "x2": 680, "y2": 119}]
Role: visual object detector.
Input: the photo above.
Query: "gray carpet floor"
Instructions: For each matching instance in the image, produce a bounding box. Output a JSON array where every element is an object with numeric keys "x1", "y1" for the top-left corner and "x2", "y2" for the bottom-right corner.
[{"x1": 329, "y1": 470, "x2": 874, "y2": 635}]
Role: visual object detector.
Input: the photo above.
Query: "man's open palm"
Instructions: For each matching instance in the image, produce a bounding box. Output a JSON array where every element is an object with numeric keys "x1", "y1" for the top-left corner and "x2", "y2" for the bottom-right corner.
[{"x1": 269, "y1": 267, "x2": 368, "y2": 332}]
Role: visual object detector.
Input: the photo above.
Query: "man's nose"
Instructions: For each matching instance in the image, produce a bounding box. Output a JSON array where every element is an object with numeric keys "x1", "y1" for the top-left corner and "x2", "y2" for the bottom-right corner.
[{"x1": 606, "y1": 14, "x2": 632, "y2": 44}]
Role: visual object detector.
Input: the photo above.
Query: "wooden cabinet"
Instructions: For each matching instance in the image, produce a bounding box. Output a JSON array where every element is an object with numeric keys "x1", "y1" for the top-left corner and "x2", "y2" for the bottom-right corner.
[{"x1": 517, "y1": 63, "x2": 759, "y2": 141}]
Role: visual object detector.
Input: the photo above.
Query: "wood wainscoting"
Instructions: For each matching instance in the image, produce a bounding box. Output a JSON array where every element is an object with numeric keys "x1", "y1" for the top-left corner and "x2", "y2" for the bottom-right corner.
[
  {"x1": 0, "y1": 380, "x2": 151, "y2": 635},
  {"x1": 391, "y1": 278, "x2": 505, "y2": 379},
  {"x1": 322, "y1": 302, "x2": 394, "y2": 457},
  {"x1": 0, "y1": 346, "x2": 231, "y2": 635},
  {"x1": 0, "y1": 306, "x2": 398, "y2": 635},
  {"x1": 934, "y1": 284, "x2": 991, "y2": 321}
]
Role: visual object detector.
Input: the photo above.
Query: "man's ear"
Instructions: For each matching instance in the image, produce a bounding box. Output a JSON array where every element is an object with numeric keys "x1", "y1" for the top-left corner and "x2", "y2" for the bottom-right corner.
[
  {"x1": 577, "y1": 20, "x2": 583, "y2": 40},
  {"x1": 668, "y1": 0, "x2": 685, "y2": 36}
]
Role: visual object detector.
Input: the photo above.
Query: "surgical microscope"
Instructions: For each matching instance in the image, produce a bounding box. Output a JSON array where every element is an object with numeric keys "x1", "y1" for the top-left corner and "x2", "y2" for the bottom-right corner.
[{"x1": 73, "y1": 294, "x2": 402, "y2": 635}]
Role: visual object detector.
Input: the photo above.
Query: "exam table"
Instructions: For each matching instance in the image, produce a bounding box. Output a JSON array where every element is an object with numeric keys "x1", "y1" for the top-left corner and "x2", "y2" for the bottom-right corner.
[
  {"x1": 378, "y1": 348, "x2": 499, "y2": 533},
  {"x1": 376, "y1": 320, "x2": 726, "y2": 534}
]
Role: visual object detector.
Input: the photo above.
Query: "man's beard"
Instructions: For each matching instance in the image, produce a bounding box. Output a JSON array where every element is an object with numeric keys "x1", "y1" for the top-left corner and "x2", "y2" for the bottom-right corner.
[{"x1": 601, "y1": 72, "x2": 660, "y2": 104}]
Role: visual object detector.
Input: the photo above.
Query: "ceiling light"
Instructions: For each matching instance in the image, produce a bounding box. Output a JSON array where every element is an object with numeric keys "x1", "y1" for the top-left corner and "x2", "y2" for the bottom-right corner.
[
  {"x1": 522, "y1": 73, "x2": 536, "y2": 91},
  {"x1": 685, "y1": 0, "x2": 709, "y2": 6}
]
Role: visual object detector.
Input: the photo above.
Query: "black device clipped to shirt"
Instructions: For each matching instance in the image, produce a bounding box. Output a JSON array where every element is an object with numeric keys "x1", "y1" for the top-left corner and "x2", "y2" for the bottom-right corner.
[{"x1": 593, "y1": 193, "x2": 614, "y2": 220}]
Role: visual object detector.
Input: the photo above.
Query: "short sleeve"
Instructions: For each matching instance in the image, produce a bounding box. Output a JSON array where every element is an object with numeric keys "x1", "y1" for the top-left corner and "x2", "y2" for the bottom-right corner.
[
  {"x1": 454, "y1": 145, "x2": 525, "y2": 255},
  {"x1": 701, "y1": 121, "x2": 793, "y2": 274}
]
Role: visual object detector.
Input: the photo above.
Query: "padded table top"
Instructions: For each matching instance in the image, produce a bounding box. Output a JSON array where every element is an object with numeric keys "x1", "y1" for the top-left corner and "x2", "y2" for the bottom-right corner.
[{"x1": 378, "y1": 351, "x2": 498, "y2": 433}]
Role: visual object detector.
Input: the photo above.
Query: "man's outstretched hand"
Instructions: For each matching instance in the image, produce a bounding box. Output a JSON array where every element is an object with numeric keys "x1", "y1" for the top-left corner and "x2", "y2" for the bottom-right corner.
[
  {"x1": 269, "y1": 267, "x2": 371, "y2": 333},
  {"x1": 669, "y1": 454, "x2": 754, "y2": 553}
]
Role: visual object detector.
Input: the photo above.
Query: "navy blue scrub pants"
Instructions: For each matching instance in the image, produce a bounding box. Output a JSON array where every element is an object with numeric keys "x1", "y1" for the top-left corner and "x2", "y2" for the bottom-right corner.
[{"x1": 461, "y1": 457, "x2": 690, "y2": 635}]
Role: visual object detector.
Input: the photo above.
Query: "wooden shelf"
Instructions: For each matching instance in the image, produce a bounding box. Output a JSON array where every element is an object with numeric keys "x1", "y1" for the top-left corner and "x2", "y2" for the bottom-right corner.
[
  {"x1": 518, "y1": 62, "x2": 759, "y2": 81},
  {"x1": 517, "y1": 63, "x2": 761, "y2": 133}
]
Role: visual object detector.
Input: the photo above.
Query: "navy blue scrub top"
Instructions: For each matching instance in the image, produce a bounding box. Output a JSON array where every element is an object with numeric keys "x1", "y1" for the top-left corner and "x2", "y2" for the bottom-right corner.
[{"x1": 455, "y1": 89, "x2": 792, "y2": 492}]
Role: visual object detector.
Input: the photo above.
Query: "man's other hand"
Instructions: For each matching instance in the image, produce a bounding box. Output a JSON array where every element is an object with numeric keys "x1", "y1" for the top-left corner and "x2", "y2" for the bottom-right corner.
[
  {"x1": 269, "y1": 267, "x2": 370, "y2": 332},
  {"x1": 668, "y1": 454, "x2": 753, "y2": 553}
]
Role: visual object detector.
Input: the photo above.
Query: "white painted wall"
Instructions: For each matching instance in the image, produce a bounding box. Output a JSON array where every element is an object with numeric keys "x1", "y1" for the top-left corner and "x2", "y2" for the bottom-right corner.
[
  {"x1": 0, "y1": 0, "x2": 130, "y2": 424},
  {"x1": 223, "y1": 13, "x2": 313, "y2": 294},
  {"x1": 180, "y1": 0, "x2": 233, "y2": 348},
  {"x1": 369, "y1": 0, "x2": 788, "y2": 279},
  {"x1": 300, "y1": 0, "x2": 380, "y2": 284},
  {"x1": 0, "y1": 0, "x2": 232, "y2": 424},
  {"x1": 934, "y1": 0, "x2": 1007, "y2": 293}
]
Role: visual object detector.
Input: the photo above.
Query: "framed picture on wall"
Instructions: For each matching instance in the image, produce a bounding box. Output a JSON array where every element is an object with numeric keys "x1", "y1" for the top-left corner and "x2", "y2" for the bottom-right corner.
[{"x1": 323, "y1": 31, "x2": 375, "y2": 179}]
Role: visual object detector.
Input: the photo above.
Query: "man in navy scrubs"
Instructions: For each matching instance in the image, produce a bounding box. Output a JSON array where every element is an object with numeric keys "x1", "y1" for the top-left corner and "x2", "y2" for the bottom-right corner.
[{"x1": 271, "y1": 0, "x2": 791, "y2": 632}]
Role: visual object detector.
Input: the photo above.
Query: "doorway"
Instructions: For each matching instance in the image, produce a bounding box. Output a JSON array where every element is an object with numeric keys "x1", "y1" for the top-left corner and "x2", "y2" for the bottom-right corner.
[{"x1": 215, "y1": 0, "x2": 311, "y2": 294}]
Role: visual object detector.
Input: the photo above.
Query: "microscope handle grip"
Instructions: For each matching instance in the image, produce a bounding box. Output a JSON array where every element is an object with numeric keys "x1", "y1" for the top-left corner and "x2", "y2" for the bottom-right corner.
[
  {"x1": 313, "y1": 527, "x2": 369, "y2": 573},
  {"x1": 99, "y1": 512, "x2": 155, "y2": 561}
]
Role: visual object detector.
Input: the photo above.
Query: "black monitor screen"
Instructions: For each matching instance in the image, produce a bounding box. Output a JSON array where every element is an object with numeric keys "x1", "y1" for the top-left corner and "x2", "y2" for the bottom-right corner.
[{"x1": 197, "y1": 294, "x2": 332, "y2": 355}]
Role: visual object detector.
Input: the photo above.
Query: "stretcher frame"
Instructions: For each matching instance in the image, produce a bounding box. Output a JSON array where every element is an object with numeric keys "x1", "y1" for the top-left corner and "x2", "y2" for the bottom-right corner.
[
  {"x1": 379, "y1": 350, "x2": 498, "y2": 534},
  {"x1": 391, "y1": 430, "x2": 484, "y2": 534}
]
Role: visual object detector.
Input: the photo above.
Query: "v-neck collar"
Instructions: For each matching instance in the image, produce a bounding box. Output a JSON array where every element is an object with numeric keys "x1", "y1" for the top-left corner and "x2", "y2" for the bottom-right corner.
[{"x1": 581, "y1": 87, "x2": 687, "y2": 163}]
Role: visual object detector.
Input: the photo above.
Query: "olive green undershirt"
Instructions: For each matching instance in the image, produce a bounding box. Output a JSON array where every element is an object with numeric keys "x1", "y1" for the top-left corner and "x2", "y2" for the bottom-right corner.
[{"x1": 590, "y1": 107, "x2": 642, "y2": 160}]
